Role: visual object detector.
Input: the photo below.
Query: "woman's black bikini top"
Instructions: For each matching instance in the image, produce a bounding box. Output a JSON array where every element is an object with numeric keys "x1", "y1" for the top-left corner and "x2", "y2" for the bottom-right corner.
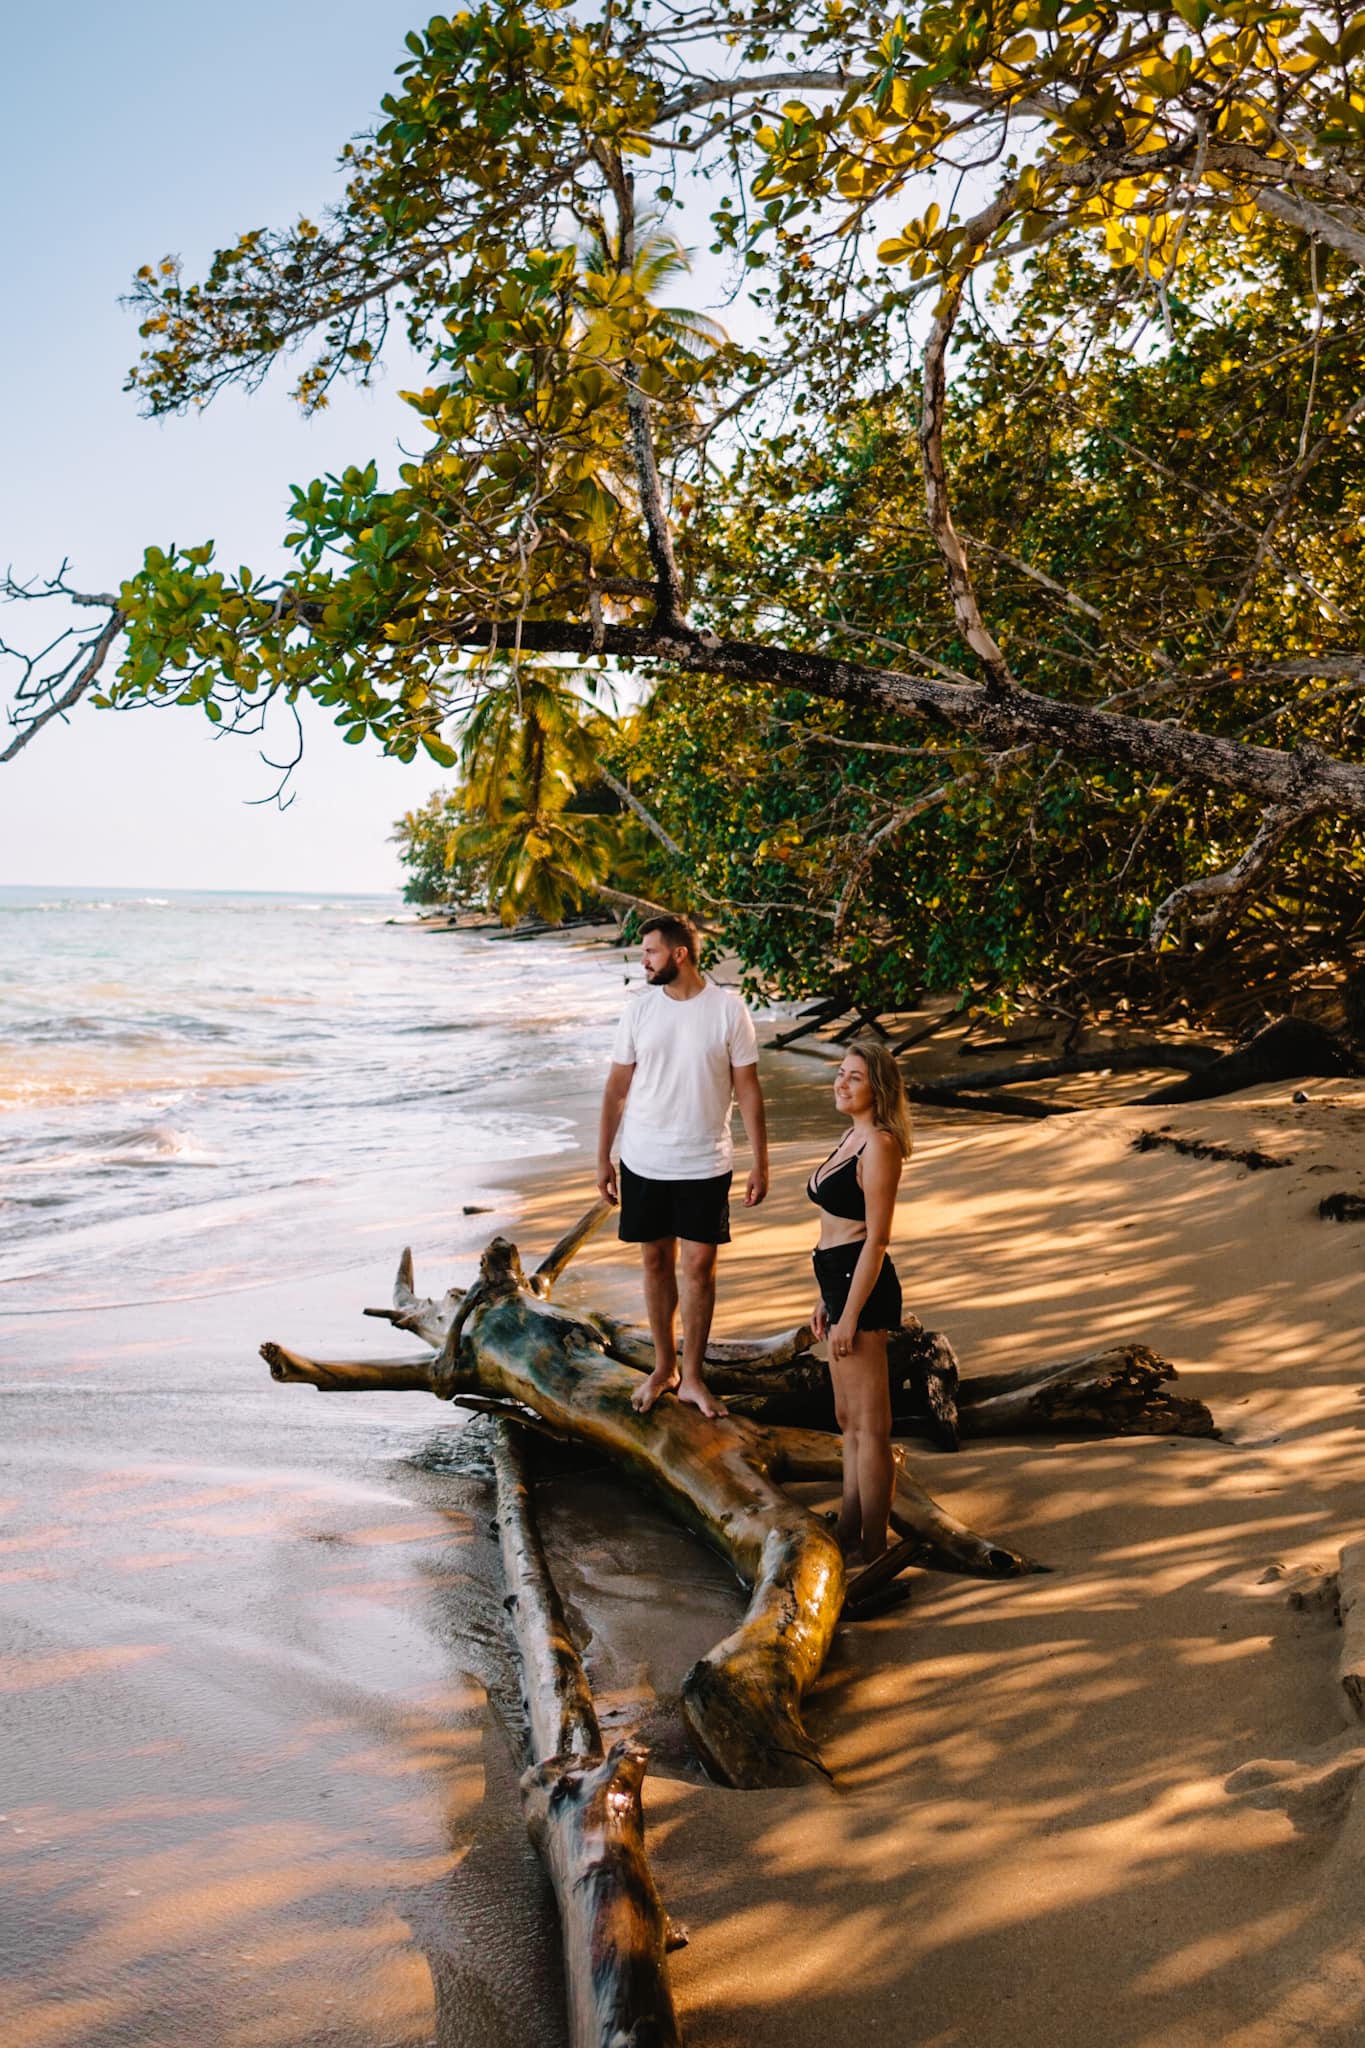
[{"x1": 807, "y1": 1142, "x2": 867, "y2": 1221}]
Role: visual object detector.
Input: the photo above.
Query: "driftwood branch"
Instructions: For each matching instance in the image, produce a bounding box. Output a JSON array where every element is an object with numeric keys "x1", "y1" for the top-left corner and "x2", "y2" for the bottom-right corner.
[
  {"x1": 530, "y1": 1196, "x2": 614, "y2": 1297},
  {"x1": 903, "y1": 1081, "x2": 1083, "y2": 1119},
  {"x1": 1136, "y1": 1016, "x2": 1359, "y2": 1104},
  {"x1": 958, "y1": 1345, "x2": 1217, "y2": 1439},
  {"x1": 571, "y1": 1273, "x2": 1214, "y2": 1447},
  {"x1": 491, "y1": 1421, "x2": 681, "y2": 2048},
  {"x1": 267, "y1": 1226, "x2": 1042, "y2": 1786},
  {"x1": 921, "y1": 1044, "x2": 1220, "y2": 1094}
]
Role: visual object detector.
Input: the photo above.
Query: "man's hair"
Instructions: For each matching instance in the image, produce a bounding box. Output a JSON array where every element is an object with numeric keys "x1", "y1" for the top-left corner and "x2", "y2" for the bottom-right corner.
[{"x1": 638, "y1": 913, "x2": 700, "y2": 962}]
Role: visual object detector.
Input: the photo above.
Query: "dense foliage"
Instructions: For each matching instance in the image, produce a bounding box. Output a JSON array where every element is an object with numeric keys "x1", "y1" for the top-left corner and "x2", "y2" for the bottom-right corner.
[
  {"x1": 9, "y1": 0, "x2": 1365, "y2": 1012},
  {"x1": 626, "y1": 231, "x2": 1365, "y2": 1003}
]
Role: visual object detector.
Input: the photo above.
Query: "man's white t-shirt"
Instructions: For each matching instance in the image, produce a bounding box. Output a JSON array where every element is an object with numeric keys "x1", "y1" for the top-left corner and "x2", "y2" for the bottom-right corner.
[{"x1": 611, "y1": 980, "x2": 759, "y2": 1181}]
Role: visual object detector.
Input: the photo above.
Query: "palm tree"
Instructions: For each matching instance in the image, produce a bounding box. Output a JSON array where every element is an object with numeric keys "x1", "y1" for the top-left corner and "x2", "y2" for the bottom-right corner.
[{"x1": 576, "y1": 207, "x2": 728, "y2": 362}]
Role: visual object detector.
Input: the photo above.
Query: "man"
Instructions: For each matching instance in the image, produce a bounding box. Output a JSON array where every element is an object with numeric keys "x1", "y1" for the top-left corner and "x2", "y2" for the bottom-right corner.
[{"x1": 597, "y1": 913, "x2": 768, "y2": 1418}]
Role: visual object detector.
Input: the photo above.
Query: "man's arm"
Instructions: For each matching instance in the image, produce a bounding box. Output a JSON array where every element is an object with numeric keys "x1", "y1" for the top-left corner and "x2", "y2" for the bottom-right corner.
[
  {"x1": 731, "y1": 1062, "x2": 769, "y2": 1208},
  {"x1": 597, "y1": 1062, "x2": 635, "y2": 1204}
]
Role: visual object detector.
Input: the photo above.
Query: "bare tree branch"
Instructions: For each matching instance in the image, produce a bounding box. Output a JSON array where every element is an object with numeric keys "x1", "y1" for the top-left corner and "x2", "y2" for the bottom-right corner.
[
  {"x1": 417, "y1": 620, "x2": 1365, "y2": 824},
  {"x1": 597, "y1": 767, "x2": 685, "y2": 859},
  {"x1": 0, "y1": 572, "x2": 125, "y2": 763},
  {"x1": 918, "y1": 188, "x2": 1019, "y2": 695},
  {"x1": 1149, "y1": 805, "x2": 1302, "y2": 950},
  {"x1": 580, "y1": 150, "x2": 691, "y2": 632},
  {"x1": 832, "y1": 745, "x2": 1033, "y2": 942}
]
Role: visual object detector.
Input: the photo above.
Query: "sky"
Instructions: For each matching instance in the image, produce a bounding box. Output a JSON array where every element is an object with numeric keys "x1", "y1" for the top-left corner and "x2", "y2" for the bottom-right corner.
[
  {"x1": 0, "y1": 6, "x2": 924, "y2": 895},
  {"x1": 0, "y1": 2, "x2": 448, "y2": 893}
]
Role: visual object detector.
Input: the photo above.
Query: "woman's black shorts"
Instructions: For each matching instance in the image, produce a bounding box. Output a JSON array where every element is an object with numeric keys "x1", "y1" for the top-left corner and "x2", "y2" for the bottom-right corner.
[
  {"x1": 618, "y1": 1161, "x2": 732, "y2": 1244},
  {"x1": 813, "y1": 1241, "x2": 903, "y2": 1333}
]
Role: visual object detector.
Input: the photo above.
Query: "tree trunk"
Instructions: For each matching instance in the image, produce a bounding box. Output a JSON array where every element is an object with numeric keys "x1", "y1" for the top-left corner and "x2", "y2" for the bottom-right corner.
[
  {"x1": 1137, "y1": 1015, "x2": 1358, "y2": 1104},
  {"x1": 594, "y1": 1314, "x2": 1214, "y2": 1444},
  {"x1": 925, "y1": 1044, "x2": 1223, "y2": 1093},
  {"x1": 491, "y1": 1421, "x2": 682, "y2": 2048},
  {"x1": 958, "y1": 1345, "x2": 1217, "y2": 1438},
  {"x1": 903, "y1": 1082, "x2": 1084, "y2": 1119}
]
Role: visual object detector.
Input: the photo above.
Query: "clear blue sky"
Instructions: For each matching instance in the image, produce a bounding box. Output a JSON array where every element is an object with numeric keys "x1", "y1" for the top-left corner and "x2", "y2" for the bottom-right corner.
[{"x1": 0, "y1": 2, "x2": 446, "y2": 892}]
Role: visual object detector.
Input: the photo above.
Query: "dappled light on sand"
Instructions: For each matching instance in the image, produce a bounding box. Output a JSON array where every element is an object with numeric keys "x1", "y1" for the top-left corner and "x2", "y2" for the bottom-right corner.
[{"x1": 514, "y1": 1074, "x2": 1365, "y2": 2047}]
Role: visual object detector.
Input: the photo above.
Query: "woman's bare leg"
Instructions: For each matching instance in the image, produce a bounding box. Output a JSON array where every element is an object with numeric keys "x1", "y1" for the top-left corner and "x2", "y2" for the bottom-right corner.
[
  {"x1": 832, "y1": 1332, "x2": 894, "y2": 1560},
  {"x1": 833, "y1": 1390, "x2": 863, "y2": 1558}
]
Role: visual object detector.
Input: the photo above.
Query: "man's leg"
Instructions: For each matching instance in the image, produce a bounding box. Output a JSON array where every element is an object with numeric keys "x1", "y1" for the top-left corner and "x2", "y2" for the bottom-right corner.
[
  {"x1": 631, "y1": 1237, "x2": 680, "y2": 1413},
  {"x1": 676, "y1": 1238, "x2": 725, "y2": 1419}
]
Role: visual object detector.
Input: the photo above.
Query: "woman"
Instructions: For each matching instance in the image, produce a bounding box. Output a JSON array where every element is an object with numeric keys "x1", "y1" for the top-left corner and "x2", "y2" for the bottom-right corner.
[{"x1": 808, "y1": 1039, "x2": 912, "y2": 1565}]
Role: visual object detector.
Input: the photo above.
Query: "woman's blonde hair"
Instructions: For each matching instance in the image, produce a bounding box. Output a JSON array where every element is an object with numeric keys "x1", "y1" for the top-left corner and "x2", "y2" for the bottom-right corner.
[{"x1": 846, "y1": 1038, "x2": 914, "y2": 1157}]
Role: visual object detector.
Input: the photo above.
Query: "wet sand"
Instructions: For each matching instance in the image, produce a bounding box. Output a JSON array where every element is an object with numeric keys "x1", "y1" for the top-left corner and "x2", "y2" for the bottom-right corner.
[{"x1": 6, "y1": 1039, "x2": 1365, "y2": 2047}]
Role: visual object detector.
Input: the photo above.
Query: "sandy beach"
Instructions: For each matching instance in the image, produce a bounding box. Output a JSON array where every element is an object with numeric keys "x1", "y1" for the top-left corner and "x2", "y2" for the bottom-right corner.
[
  {"x1": 515, "y1": 1058, "x2": 1365, "y2": 2048},
  {"x1": 6, "y1": 972, "x2": 1365, "y2": 2047}
]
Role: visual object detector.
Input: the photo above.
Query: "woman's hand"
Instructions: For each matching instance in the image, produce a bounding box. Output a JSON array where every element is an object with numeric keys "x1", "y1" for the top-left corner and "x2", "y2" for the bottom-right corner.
[
  {"x1": 829, "y1": 1316, "x2": 858, "y2": 1360},
  {"x1": 811, "y1": 1301, "x2": 829, "y2": 1343}
]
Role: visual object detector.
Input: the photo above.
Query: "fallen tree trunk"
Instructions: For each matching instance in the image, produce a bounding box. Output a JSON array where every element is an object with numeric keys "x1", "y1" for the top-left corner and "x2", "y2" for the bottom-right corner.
[
  {"x1": 1137, "y1": 1016, "x2": 1358, "y2": 1104},
  {"x1": 957, "y1": 1345, "x2": 1217, "y2": 1438},
  {"x1": 593, "y1": 1314, "x2": 1214, "y2": 1443},
  {"x1": 491, "y1": 1420, "x2": 682, "y2": 2048},
  {"x1": 929, "y1": 1044, "x2": 1222, "y2": 1093},
  {"x1": 902, "y1": 1082, "x2": 1084, "y2": 1118},
  {"x1": 264, "y1": 1233, "x2": 1039, "y2": 1786}
]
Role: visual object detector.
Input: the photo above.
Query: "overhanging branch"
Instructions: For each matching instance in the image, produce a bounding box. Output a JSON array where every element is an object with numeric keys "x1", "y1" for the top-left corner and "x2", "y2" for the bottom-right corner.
[{"x1": 435, "y1": 619, "x2": 1365, "y2": 823}]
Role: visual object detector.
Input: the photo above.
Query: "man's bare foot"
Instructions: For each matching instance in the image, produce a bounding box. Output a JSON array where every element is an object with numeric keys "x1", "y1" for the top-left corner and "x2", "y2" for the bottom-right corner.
[
  {"x1": 676, "y1": 1377, "x2": 727, "y2": 1421},
  {"x1": 631, "y1": 1366, "x2": 680, "y2": 1414}
]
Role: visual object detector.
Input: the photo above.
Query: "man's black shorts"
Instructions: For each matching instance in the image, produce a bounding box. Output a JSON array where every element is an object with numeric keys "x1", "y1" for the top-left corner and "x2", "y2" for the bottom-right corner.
[{"x1": 618, "y1": 1161, "x2": 732, "y2": 1244}]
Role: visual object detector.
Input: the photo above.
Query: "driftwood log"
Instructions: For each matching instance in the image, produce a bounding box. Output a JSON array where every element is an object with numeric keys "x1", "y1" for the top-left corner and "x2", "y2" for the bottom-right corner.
[
  {"x1": 955, "y1": 1345, "x2": 1216, "y2": 1437},
  {"x1": 264, "y1": 1231, "x2": 1040, "y2": 1788},
  {"x1": 590, "y1": 1311, "x2": 1216, "y2": 1443},
  {"x1": 491, "y1": 1420, "x2": 682, "y2": 2048},
  {"x1": 1136, "y1": 1016, "x2": 1358, "y2": 1104},
  {"x1": 895, "y1": 1015, "x2": 1358, "y2": 1120},
  {"x1": 259, "y1": 1203, "x2": 1212, "y2": 2043}
]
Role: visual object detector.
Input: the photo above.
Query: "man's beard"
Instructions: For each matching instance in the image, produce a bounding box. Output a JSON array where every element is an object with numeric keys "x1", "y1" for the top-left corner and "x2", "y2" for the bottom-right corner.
[{"x1": 645, "y1": 959, "x2": 680, "y2": 985}]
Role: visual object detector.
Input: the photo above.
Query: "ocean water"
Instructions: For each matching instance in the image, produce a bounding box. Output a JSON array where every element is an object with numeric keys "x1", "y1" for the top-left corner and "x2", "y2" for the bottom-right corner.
[
  {"x1": 0, "y1": 886, "x2": 633, "y2": 1316},
  {"x1": 0, "y1": 886, "x2": 711, "y2": 2048}
]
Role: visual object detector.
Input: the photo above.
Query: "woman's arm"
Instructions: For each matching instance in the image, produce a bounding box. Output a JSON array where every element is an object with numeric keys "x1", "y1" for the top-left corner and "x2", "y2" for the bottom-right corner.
[{"x1": 827, "y1": 1132, "x2": 903, "y2": 1356}]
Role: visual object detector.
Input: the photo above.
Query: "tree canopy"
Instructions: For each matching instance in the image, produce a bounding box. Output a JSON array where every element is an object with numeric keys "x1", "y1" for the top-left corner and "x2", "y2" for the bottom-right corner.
[{"x1": 7, "y1": 0, "x2": 1365, "y2": 1009}]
